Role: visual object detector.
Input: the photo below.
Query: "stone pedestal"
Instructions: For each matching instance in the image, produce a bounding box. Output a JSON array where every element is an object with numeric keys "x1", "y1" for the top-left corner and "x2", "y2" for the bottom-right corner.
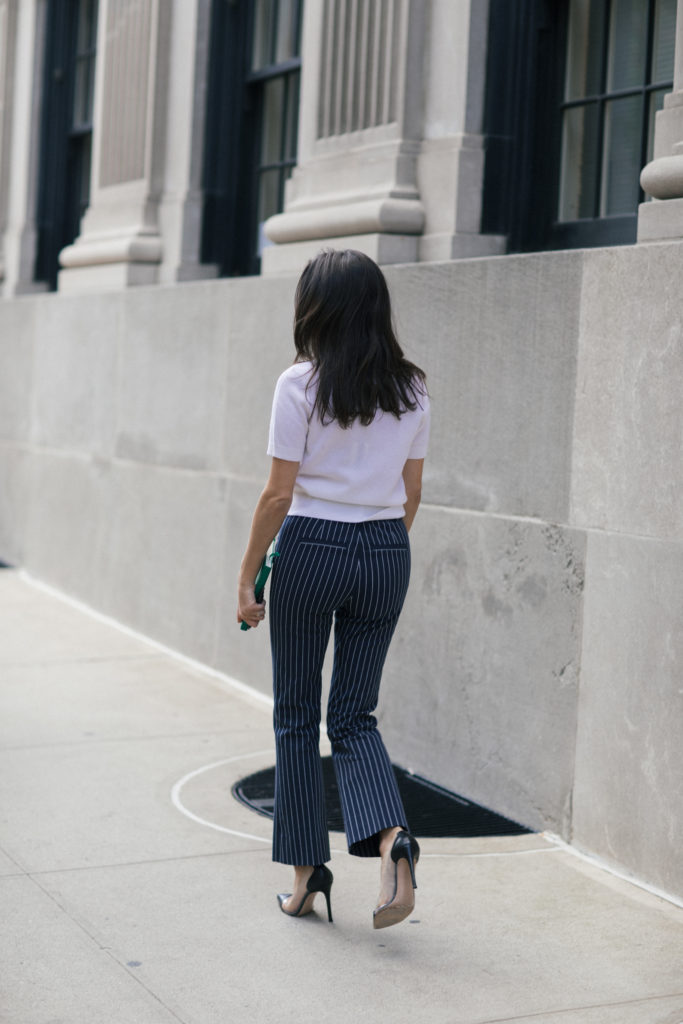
[
  {"x1": 59, "y1": 0, "x2": 214, "y2": 293},
  {"x1": 58, "y1": 0, "x2": 168, "y2": 292},
  {"x1": 638, "y1": 0, "x2": 683, "y2": 241},
  {"x1": 262, "y1": 0, "x2": 428, "y2": 273},
  {"x1": 262, "y1": 0, "x2": 504, "y2": 274}
]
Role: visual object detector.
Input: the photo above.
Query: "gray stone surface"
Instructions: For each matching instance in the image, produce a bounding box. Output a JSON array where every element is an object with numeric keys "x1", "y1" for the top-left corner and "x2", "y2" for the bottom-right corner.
[
  {"x1": 0, "y1": 446, "x2": 28, "y2": 565},
  {"x1": 385, "y1": 253, "x2": 583, "y2": 521},
  {"x1": 116, "y1": 281, "x2": 229, "y2": 471},
  {"x1": 212, "y1": 476, "x2": 274, "y2": 695},
  {"x1": 30, "y1": 291, "x2": 120, "y2": 454},
  {"x1": 1, "y1": 245, "x2": 683, "y2": 899},
  {"x1": 572, "y1": 531, "x2": 683, "y2": 899},
  {"x1": 220, "y1": 273, "x2": 294, "y2": 478},
  {"x1": 22, "y1": 448, "x2": 113, "y2": 610},
  {"x1": 32, "y1": 848, "x2": 683, "y2": 1024},
  {"x1": 0, "y1": 295, "x2": 35, "y2": 442},
  {"x1": 1, "y1": 571, "x2": 683, "y2": 1024},
  {"x1": 571, "y1": 242, "x2": 683, "y2": 542},
  {"x1": 1, "y1": 876, "x2": 182, "y2": 1024},
  {"x1": 98, "y1": 460, "x2": 227, "y2": 666},
  {"x1": 380, "y1": 508, "x2": 586, "y2": 836}
]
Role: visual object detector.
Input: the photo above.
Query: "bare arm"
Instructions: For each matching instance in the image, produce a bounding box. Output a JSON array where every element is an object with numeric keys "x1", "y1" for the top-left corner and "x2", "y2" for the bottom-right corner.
[
  {"x1": 237, "y1": 457, "x2": 299, "y2": 628},
  {"x1": 402, "y1": 458, "x2": 424, "y2": 532}
]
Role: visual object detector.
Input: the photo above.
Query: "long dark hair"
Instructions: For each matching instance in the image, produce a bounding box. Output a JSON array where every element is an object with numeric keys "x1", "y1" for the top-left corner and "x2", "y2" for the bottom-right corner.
[{"x1": 293, "y1": 249, "x2": 427, "y2": 428}]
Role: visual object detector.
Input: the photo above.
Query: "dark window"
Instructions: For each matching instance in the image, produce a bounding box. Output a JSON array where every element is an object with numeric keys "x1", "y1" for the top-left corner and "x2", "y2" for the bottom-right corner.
[
  {"x1": 35, "y1": 0, "x2": 98, "y2": 289},
  {"x1": 202, "y1": 0, "x2": 302, "y2": 277},
  {"x1": 482, "y1": 0, "x2": 675, "y2": 252}
]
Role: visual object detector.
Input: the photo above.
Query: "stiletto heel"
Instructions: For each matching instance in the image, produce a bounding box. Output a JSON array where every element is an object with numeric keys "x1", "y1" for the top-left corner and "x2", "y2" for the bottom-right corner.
[
  {"x1": 373, "y1": 830, "x2": 420, "y2": 930},
  {"x1": 277, "y1": 864, "x2": 334, "y2": 923}
]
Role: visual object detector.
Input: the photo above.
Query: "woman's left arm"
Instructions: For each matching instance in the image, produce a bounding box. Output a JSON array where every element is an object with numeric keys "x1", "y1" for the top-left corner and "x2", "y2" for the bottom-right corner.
[{"x1": 237, "y1": 457, "x2": 299, "y2": 628}]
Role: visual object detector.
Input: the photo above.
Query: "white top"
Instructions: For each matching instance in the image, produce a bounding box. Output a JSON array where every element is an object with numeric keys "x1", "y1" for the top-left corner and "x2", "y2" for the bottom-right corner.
[{"x1": 267, "y1": 361, "x2": 430, "y2": 522}]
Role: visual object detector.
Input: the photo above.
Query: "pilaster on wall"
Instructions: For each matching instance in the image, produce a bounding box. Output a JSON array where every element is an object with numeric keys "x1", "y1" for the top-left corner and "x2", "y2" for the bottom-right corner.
[
  {"x1": 0, "y1": 0, "x2": 17, "y2": 284},
  {"x1": 59, "y1": 0, "x2": 168, "y2": 292},
  {"x1": 59, "y1": 0, "x2": 214, "y2": 293},
  {"x1": 262, "y1": 0, "x2": 427, "y2": 274},
  {"x1": 156, "y1": 0, "x2": 215, "y2": 284},
  {"x1": 0, "y1": 0, "x2": 46, "y2": 296},
  {"x1": 417, "y1": 0, "x2": 505, "y2": 261},
  {"x1": 638, "y1": 0, "x2": 683, "y2": 240}
]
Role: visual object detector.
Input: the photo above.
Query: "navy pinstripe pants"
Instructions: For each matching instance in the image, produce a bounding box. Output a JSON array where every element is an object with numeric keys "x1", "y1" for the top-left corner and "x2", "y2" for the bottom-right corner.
[{"x1": 269, "y1": 515, "x2": 411, "y2": 865}]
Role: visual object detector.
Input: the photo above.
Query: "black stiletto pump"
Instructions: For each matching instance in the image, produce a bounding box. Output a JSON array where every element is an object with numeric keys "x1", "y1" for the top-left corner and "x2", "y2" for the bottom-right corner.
[
  {"x1": 277, "y1": 864, "x2": 334, "y2": 923},
  {"x1": 373, "y1": 830, "x2": 420, "y2": 930}
]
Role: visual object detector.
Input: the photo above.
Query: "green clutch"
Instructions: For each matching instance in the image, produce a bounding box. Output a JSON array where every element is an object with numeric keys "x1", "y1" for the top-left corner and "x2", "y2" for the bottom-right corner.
[{"x1": 240, "y1": 540, "x2": 279, "y2": 631}]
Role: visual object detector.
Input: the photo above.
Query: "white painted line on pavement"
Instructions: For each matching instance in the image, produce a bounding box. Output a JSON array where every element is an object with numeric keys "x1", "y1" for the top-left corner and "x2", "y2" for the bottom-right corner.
[{"x1": 171, "y1": 750, "x2": 275, "y2": 844}]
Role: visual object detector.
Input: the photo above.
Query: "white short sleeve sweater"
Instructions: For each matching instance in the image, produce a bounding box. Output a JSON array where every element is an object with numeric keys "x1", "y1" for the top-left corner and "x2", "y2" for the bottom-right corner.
[{"x1": 267, "y1": 361, "x2": 430, "y2": 522}]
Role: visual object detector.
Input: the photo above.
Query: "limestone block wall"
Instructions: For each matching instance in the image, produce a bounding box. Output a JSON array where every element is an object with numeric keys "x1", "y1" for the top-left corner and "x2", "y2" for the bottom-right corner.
[{"x1": 0, "y1": 243, "x2": 681, "y2": 902}]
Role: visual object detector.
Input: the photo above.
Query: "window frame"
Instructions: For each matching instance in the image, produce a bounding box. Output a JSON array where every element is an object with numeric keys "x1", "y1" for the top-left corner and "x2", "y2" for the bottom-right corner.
[
  {"x1": 552, "y1": 0, "x2": 674, "y2": 247},
  {"x1": 201, "y1": 0, "x2": 303, "y2": 277},
  {"x1": 35, "y1": 0, "x2": 98, "y2": 289},
  {"x1": 481, "y1": 0, "x2": 674, "y2": 254}
]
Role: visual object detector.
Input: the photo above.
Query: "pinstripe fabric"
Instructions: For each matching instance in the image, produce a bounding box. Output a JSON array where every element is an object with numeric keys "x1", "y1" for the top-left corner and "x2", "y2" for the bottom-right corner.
[{"x1": 269, "y1": 515, "x2": 411, "y2": 865}]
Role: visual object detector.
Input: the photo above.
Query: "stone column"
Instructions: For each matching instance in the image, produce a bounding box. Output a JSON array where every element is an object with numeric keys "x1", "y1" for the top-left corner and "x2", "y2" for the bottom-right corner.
[
  {"x1": 0, "y1": 0, "x2": 17, "y2": 284},
  {"x1": 262, "y1": 0, "x2": 427, "y2": 274},
  {"x1": 156, "y1": 0, "x2": 215, "y2": 283},
  {"x1": 0, "y1": 0, "x2": 47, "y2": 295},
  {"x1": 59, "y1": 0, "x2": 171, "y2": 292},
  {"x1": 638, "y1": 0, "x2": 683, "y2": 240},
  {"x1": 417, "y1": 0, "x2": 505, "y2": 261}
]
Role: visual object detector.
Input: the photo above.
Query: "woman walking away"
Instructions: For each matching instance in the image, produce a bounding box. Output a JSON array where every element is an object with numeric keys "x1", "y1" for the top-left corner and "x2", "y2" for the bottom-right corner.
[{"x1": 237, "y1": 249, "x2": 430, "y2": 929}]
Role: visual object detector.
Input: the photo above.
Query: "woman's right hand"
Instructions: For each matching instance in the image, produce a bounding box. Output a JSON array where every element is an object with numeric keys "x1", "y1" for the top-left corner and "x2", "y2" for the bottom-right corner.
[{"x1": 237, "y1": 583, "x2": 266, "y2": 629}]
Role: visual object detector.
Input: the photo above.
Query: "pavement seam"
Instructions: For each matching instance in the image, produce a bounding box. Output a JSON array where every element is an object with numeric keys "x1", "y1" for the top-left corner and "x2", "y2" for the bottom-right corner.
[
  {"x1": 475, "y1": 990, "x2": 683, "y2": 1024},
  {"x1": 15, "y1": 848, "x2": 272, "y2": 876},
  {"x1": 0, "y1": 730, "x2": 266, "y2": 752},
  {"x1": 16, "y1": 871, "x2": 192, "y2": 1023},
  {"x1": 0, "y1": 654, "x2": 161, "y2": 668}
]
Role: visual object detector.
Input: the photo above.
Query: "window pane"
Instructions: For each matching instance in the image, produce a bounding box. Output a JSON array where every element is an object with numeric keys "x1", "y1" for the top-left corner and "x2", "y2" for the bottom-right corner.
[
  {"x1": 565, "y1": 0, "x2": 607, "y2": 100},
  {"x1": 559, "y1": 103, "x2": 600, "y2": 220},
  {"x1": 276, "y1": 0, "x2": 301, "y2": 63},
  {"x1": 284, "y1": 72, "x2": 300, "y2": 162},
  {"x1": 73, "y1": 0, "x2": 97, "y2": 129},
  {"x1": 607, "y1": 0, "x2": 648, "y2": 91},
  {"x1": 78, "y1": 134, "x2": 92, "y2": 215},
  {"x1": 261, "y1": 76, "x2": 285, "y2": 165},
  {"x1": 252, "y1": 0, "x2": 275, "y2": 70},
  {"x1": 601, "y1": 94, "x2": 643, "y2": 215},
  {"x1": 73, "y1": 56, "x2": 95, "y2": 127},
  {"x1": 652, "y1": 0, "x2": 676, "y2": 82},
  {"x1": 77, "y1": 0, "x2": 97, "y2": 54},
  {"x1": 256, "y1": 168, "x2": 280, "y2": 256}
]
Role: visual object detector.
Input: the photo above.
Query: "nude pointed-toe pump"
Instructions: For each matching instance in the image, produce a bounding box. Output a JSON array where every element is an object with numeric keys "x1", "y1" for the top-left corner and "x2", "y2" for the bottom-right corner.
[
  {"x1": 373, "y1": 830, "x2": 419, "y2": 930},
  {"x1": 277, "y1": 864, "x2": 334, "y2": 923}
]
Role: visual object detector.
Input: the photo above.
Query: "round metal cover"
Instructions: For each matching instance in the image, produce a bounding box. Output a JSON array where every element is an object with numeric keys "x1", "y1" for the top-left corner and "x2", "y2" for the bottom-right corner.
[{"x1": 232, "y1": 757, "x2": 531, "y2": 838}]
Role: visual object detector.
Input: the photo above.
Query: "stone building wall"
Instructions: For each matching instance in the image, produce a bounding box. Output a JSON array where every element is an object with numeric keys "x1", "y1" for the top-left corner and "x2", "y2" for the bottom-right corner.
[{"x1": 1, "y1": 241, "x2": 681, "y2": 902}]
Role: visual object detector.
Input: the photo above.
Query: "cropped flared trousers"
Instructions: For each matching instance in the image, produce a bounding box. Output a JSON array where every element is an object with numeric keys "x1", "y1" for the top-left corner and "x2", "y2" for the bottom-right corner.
[{"x1": 269, "y1": 514, "x2": 411, "y2": 865}]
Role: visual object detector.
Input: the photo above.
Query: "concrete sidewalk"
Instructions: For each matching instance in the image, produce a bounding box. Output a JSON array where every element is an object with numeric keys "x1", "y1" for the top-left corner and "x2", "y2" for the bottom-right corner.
[{"x1": 1, "y1": 569, "x2": 682, "y2": 1024}]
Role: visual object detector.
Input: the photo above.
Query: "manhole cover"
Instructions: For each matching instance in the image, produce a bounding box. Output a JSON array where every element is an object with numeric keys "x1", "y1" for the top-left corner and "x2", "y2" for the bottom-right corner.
[{"x1": 232, "y1": 757, "x2": 531, "y2": 838}]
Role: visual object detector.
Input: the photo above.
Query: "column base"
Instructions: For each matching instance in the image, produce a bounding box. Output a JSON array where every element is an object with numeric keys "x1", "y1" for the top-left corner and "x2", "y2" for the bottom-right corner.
[
  {"x1": 637, "y1": 197, "x2": 683, "y2": 242},
  {"x1": 58, "y1": 260, "x2": 159, "y2": 294},
  {"x1": 261, "y1": 232, "x2": 420, "y2": 276},
  {"x1": 418, "y1": 231, "x2": 507, "y2": 262},
  {"x1": 58, "y1": 229, "x2": 162, "y2": 293}
]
